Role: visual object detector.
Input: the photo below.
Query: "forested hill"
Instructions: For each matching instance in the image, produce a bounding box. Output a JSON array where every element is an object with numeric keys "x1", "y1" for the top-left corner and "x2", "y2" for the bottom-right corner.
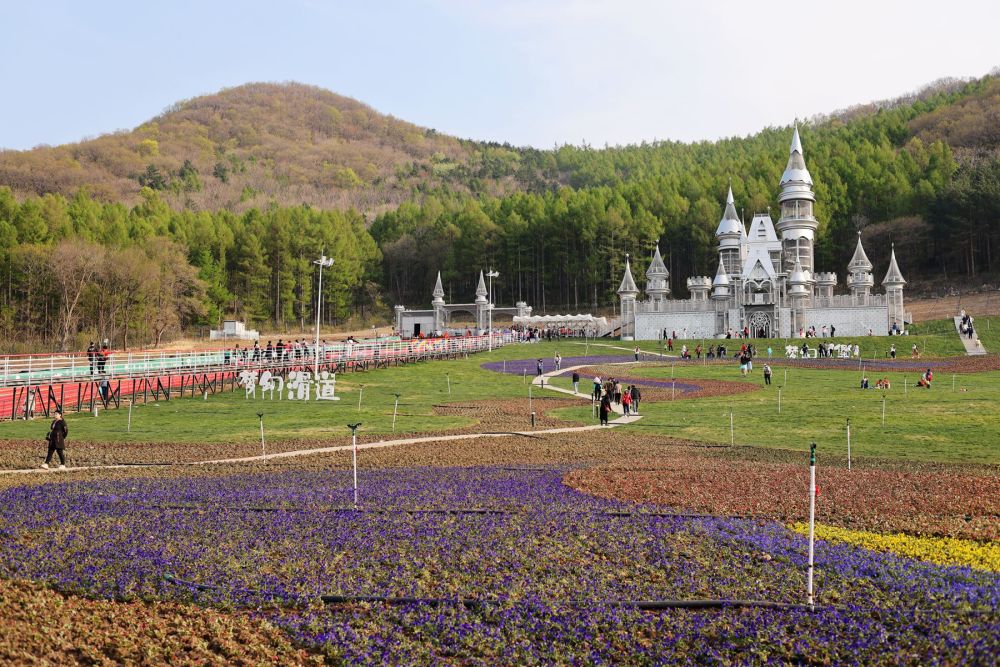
[
  {"x1": 1, "y1": 75, "x2": 1000, "y2": 351},
  {"x1": 0, "y1": 83, "x2": 495, "y2": 212}
]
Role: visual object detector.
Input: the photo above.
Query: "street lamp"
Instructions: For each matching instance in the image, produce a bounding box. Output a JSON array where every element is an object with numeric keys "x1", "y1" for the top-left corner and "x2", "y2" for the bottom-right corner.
[
  {"x1": 487, "y1": 270, "x2": 499, "y2": 351},
  {"x1": 313, "y1": 254, "x2": 334, "y2": 377}
]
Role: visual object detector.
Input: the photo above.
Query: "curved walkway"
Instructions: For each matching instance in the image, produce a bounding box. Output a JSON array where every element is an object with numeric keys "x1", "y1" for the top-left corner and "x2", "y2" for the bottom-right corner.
[{"x1": 1, "y1": 368, "x2": 638, "y2": 476}]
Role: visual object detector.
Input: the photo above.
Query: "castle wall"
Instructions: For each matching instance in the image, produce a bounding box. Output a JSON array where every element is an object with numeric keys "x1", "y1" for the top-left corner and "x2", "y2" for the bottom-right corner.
[
  {"x1": 802, "y1": 306, "x2": 887, "y2": 337},
  {"x1": 635, "y1": 311, "x2": 716, "y2": 340}
]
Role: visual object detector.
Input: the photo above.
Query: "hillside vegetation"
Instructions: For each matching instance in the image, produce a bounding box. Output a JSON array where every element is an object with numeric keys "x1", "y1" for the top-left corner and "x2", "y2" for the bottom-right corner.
[{"x1": 1, "y1": 76, "x2": 1000, "y2": 351}]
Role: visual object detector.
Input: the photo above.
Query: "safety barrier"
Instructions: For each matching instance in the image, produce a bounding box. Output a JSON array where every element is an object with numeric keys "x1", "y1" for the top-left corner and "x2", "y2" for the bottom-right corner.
[{"x1": 0, "y1": 333, "x2": 512, "y2": 420}]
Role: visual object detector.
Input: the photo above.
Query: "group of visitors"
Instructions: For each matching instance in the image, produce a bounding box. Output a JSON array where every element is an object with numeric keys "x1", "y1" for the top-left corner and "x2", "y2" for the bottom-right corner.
[
  {"x1": 85, "y1": 341, "x2": 112, "y2": 375},
  {"x1": 797, "y1": 325, "x2": 837, "y2": 338},
  {"x1": 592, "y1": 376, "x2": 641, "y2": 425},
  {"x1": 959, "y1": 311, "x2": 976, "y2": 340}
]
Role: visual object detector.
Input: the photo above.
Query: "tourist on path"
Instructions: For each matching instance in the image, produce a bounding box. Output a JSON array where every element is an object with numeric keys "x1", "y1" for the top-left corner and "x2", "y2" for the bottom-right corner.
[
  {"x1": 634, "y1": 346, "x2": 640, "y2": 361},
  {"x1": 572, "y1": 371, "x2": 580, "y2": 394},
  {"x1": 554, "y1": 352, "x2": 562, "y2": 370},
  {"x1": 630, "y1": 384, "x2": 641, "y2": 413},
  {"x1": 41, "y1": 410, "x2": 68, "y2": 470},
  {"x1": 536, "y1": 359, "x2": 544, "y2": 376},
  {"x1": 763, "y1": 364, "x2": 772, "y2": 386},
  {"x1": 621, "y1": 389, "x2": 632, "y2": 416},
  {"x1": 599, "y1": 395, "x2": 612, "y2": 426},
  {"x1": 592, "y1": 376, "x2": 602, "y2": 401}
]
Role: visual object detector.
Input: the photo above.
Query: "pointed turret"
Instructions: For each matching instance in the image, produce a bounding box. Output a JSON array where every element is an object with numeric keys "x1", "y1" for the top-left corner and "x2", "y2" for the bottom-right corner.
[
  {"x1": 617, "y1": 255, "x2": 639, "y2": 296},
  {"x1": 882, "y1": 245, "x2": 906, "y2": 286},
  {"x1": 711, "y1": 259, "x2": 730, "y2": 300},
  {"x1": 618, "y1": 254, "x2": 639, "y2": 340},
  {"x1": 431, "y1": 271, "x2": 445, "y2": 306},
  {"x1": 847, "y1": 233, "x2": 874, "y2": 301},
  {"x1": 848, "y1": 234, "x2": 873, "y2": 273},
  {"x1": 645, "y1": 244, "x2": 670, "y2": 300},
  {"x1": 780, "y1": 126, "x2": 813, "y2": 188},
  {"x1": 474, "y1": 270, "x2": 488, "y2": 303},
  {"x1": 715, "y1": 183, "x2": 745, "y2": 238},
  {"x1": 883, "y1": 243, "x2": 907, "y2": 332}
]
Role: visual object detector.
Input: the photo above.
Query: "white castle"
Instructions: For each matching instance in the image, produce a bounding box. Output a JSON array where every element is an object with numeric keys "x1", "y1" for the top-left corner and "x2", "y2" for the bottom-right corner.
[{"x1": 618, "y1": 128, "x2": 907, "y2": 340}]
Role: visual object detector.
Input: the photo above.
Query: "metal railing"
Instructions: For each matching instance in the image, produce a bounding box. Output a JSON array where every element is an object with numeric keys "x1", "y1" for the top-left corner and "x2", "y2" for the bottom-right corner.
[{"x1": 0, "y1": 333, "x2": 513, "y2": 388}]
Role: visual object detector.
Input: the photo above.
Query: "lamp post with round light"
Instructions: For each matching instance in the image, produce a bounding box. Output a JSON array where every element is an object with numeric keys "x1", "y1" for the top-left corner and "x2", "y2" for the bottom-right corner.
[
  {"x1": 487, "y1": 270, "x2": 499, "y2": 351},
  {"x1": 313, "y1": 255, "x2": 334, "y2": 377}
]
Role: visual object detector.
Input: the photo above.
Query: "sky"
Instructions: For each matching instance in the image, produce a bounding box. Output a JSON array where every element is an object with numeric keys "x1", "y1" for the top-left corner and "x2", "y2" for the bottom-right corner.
[{"x1": 1, "y1": 0, "x2": 998, "y2": 151}]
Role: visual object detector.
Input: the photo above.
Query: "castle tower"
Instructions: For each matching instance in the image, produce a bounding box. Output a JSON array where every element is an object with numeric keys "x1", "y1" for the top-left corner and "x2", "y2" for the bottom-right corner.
[
  {"x1": 715, "y1": 183, "x2": 746, "y2": 279},
  {"x1": 711, "y1": 259, "x2": 731, "y2": 333},
  {"x1": 882, "y1": 244, "x2": 906, "y2": 332},
  {"x1": 617, "y1": 254, "x2": 640, "y2": 340},
  {"x1": 645, "y1": 244, "x2": 670, "y2": 305},
  {"x1": 847, "y1": 233, "x2": 874, "y2": 304},
  {"x1": 686, "y1": 276, "x2": 712, "y2": 302},
  {"x1": 814, "y1": 272, "x2": 837, "y2": 301},
  {"x1": 775, "y1": 127, "x2": 818, "y2": 284},
  {"x1": 787, "y1": 258, "x2": 810, "y2": 334},
  {"x1": 474, "y1": 271, "x2": 489, "y2": 331},
  {"x1": 432, "y1": 271, "x2": 446, "y2": 333}
]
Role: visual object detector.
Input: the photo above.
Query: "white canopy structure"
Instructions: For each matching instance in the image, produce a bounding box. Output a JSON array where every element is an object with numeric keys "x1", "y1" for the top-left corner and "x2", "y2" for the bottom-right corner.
[{"x1": 513, "y1": 314, "x2": 612, "y2": 336}]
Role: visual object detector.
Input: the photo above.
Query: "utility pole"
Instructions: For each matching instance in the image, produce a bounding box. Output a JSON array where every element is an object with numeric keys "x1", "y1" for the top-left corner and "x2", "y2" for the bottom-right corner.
[{"x1": 313, "y1": 254, "x2": 334, "y2": 378}]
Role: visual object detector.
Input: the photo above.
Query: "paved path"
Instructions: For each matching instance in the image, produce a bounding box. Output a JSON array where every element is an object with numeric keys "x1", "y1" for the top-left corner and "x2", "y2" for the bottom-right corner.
[
  {"x1": 3, "y1": 369, "x2": 638, "y2": 476},
  {"x1": 953, "y1": 316, "x2": 988, "y2": 355},
  {"x1": 532, "y1": 364, "x2": 643, "y2": 425}
]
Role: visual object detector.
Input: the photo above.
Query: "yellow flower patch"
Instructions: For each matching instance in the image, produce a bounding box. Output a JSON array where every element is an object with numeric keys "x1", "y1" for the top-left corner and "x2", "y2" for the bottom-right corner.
[{"x1": 789, "y1": 523, "x2": 1000, "y2": 573}]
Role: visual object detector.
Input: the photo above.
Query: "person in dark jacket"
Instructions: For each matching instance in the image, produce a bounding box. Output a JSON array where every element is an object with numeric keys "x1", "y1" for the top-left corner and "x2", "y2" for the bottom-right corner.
[
  {"x1": 630, "y1": 384, "x2": 641, "y2": 414},
  {"x1": 86, "y1": 342, "x2": 96, "y2": 375},
  {"x1": 599, "y1": 395, "x2": 611, "y2": 426},
  {"x1": 41, "y1": 410, "x2": 68, "y2": 470}
]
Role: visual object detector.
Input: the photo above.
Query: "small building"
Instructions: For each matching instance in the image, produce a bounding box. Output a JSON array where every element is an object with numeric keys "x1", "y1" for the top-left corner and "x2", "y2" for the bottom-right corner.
[{"x1": 210, "y1": 320, "x2": 260, "y2": 341}]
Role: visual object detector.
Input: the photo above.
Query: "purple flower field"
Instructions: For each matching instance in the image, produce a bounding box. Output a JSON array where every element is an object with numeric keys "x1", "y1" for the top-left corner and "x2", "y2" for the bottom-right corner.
[
  {"x1": 481, "y1": 355, "x2": 633, "y2": 375},
  {"x1": 1, "y1": 467, "x2": 996, "y2": 664}
]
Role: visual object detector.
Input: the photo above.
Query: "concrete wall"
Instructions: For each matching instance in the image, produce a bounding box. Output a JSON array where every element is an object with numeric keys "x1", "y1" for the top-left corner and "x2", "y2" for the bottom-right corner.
[
  {"x1": 399, "y1": 314, "x2": 437, "y2": 337},
  {"x1": 635, "y1": 312, "x2": 716, "y2": 340},
  {"x1": 802, "y1": 306, "x2": 887, "y2": 337}
]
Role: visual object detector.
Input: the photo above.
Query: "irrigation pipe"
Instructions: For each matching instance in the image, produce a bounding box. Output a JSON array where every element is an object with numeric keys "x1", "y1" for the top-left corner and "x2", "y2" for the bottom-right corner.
[{"x1": 161, "y1": 574, "x2": 998, "y2": 616}]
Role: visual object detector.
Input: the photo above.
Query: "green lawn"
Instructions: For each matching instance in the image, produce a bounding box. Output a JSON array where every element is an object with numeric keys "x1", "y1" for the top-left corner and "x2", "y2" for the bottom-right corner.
[
  {"x1": 3, "y1": 340, "x2": 997, "y2": 465},
  {"x1": 0, "y1": 343, "x2": 554, "y2": 444},
  {"x1": 550, "y1": 362, "x2": 1000, "y2": 465}
]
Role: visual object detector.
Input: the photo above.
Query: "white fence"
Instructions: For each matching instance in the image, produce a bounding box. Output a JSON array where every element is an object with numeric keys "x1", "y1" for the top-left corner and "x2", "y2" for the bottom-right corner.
[{"x1": 0, "y1": 333, "x2": 512, "y2": 388}]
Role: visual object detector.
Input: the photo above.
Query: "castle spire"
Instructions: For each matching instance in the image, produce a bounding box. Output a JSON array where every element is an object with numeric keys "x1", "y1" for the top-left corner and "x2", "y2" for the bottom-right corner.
[
  {"x1": 617, "y1": 254, "x2": 639, "y2": 296},
  {"x1": 780, "y1": 125, "x2": 814, "y2": 189},
  {"x1": 432, "y1": 271, "x2": 445, "y2": 301},
  {"x1": 715, "y1": 181, "x2": 745, "y2": 238},
  {"x1": 848, "y1": 233, "x2": 873, "y2": 273},
  {"x1": 882, "y1": 244, "x2": 906, "y2": 286}
]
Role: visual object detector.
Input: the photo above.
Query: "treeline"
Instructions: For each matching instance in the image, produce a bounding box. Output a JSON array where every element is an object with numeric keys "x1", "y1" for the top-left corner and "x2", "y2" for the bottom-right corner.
[{"x1": 0, "y1": 187, "x2": 382, "y2": 351}]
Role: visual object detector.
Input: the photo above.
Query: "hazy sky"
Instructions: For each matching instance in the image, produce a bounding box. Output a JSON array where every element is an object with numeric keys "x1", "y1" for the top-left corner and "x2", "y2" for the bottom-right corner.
[{"x1": 1, "y1": 0, "x2": 997, "y2": 150}]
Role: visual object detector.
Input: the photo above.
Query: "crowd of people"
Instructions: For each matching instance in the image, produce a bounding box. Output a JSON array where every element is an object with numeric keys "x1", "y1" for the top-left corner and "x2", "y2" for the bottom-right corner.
[
  {"x1": 959, "y1": 311, "x2": 976, "y2": 340},
  {"x1": 592, "y1": 375, "x2": 642, "y2": 424}
]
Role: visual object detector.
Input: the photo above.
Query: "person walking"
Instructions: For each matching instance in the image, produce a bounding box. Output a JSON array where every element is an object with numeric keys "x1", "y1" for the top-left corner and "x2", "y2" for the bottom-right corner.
[
  {"x1": 41, "y1": 410, "x2": 68, "y2": 470},
  {"x1": 86, "y1": 342, "x2": 96, "y2": 375},
  {"x1": 763, "y1": 364, "x2": 772, "y2": 386},
  {"x1": 592, "y1": 376, "x2": 602, "y2": 401},
  {"x1": 889, "y1": 344, "x2": 896, "y2": 360},
  {"x1": 621, "y1": 388, "x2": 632, "y2": 416},
  {"x1": 554, "y1": 352, "x2": 562, "y2": 371},
  {"x1": 572, "y1": 370, "x2": 580, "y2": 395},
  {"x1": 536, "y1": 358, "x2": 544, "y2": 376},
  {"x1": 634, "y1": 346, "x2": 640, "y2": 361},
  {"x1": 599, "y1": 394, "x2": 611, "y2": 426},
  {"x1": 630, "y1": 384, "x2": 641, "y2": 414}
]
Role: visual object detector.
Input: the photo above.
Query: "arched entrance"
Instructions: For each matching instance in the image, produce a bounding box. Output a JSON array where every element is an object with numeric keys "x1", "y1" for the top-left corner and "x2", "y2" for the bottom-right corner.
[{"x1": 747, "y1": 311, "x2": 772, "y2": 338}]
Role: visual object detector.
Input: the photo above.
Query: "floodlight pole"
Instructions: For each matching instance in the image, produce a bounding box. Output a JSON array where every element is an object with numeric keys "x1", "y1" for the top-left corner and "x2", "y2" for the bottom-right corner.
[
  {"x1": 348, "y1": 422, "x2": 362, "y2": 505},
  {"x1": 487, "y1": 270, "x2": 499, "y2": 351},
  {"x1": 313, "y1": 254, "x2": 334, "y2": 378}
]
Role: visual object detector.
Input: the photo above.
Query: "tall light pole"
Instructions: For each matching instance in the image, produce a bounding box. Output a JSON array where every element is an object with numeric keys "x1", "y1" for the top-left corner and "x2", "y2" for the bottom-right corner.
[
  {"x1": 313, "y1": 255, "x2": 334, "y2": 377},
  {"x1": 487, "y1": 270, "x2": 499, "y2": 351}
]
